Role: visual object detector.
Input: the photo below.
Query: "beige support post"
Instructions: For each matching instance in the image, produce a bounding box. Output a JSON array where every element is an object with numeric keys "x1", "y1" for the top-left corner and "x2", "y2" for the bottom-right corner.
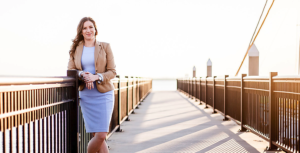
[
  {"x1": 248, "y1": 44, "x2": 259, "y2": 76},
  {"x1": 207, "y1": 59, "x2": 212, "y2": 77},
  {"x1": 193, "y1": 66, "x2": 196, "y2": 78}
]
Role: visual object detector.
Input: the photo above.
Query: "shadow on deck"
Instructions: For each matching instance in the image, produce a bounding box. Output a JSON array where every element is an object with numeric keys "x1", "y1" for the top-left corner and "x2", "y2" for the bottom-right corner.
[{"x1": 107, "y1": 91, "x2": 281, "y2": 153}]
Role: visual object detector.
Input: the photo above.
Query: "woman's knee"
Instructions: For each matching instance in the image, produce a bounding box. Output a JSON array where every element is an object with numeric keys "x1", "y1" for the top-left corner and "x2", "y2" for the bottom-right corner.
[{"x1": 94, "y1": 132, "x2": 107, "y2": 142}]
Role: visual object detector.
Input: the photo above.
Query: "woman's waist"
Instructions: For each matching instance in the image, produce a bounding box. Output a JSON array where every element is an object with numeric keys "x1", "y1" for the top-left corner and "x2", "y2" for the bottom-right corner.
[{"x1": 79, "y1": 88, "x2": 113, "y2": 95}]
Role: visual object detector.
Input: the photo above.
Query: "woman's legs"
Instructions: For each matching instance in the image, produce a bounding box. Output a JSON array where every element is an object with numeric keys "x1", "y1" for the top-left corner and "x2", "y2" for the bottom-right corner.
[
  {"x1": 98, "y1": 140, "x2": 109, "y2": 153},
  {"x1": 87, "y1": 132, "x2": 108, "y2": 153}
]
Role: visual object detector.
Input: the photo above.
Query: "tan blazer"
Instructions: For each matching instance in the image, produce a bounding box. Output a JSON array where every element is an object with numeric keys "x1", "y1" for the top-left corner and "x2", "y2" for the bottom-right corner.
[{"x1": 67, "y1": 41, "x2": 116, "y2": 93}]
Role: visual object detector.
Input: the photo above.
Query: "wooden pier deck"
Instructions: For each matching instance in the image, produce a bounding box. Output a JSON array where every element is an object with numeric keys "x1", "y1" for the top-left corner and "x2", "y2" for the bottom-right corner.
[{"x1": 107, "y1": 91, "x2": 281, "y2": 153}]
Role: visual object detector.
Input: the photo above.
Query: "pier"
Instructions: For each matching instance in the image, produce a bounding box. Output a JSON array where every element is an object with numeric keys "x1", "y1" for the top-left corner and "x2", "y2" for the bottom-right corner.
[{"x1": 0, "y1": 70, "x2": 298, "y2": 153}]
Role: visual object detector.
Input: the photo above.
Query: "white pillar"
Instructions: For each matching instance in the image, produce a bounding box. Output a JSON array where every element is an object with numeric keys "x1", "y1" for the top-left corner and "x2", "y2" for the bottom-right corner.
[
  {"x1": 248, "y1": 44, "x2": 259, "y2": 76},
  {"x1": 207, "y1": 59, "x2": 212, "y2": 77},
  {"x1": 193, "y1": 66, "x2": 196, "y2": 77}
]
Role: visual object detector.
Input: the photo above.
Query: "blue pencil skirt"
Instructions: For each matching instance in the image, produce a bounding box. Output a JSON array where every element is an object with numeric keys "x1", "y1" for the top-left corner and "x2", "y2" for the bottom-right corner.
[{"x1": 79, "y1": 89, "x2": 114, "y2": 133}]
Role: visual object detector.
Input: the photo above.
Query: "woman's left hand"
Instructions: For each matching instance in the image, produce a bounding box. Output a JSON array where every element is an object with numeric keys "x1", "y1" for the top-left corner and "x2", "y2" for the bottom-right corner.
[{"x1": 82, "y1": 72, "x2": 98, "y2": 90}]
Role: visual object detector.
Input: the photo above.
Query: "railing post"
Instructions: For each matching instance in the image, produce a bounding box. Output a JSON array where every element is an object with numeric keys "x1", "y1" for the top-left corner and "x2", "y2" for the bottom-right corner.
[
  {"x1": 195, "y1": 78, "x2": 197, "y2": 101},
  {"x1": 196, "y1": 78, "x2": 197, "y2": 99},
  {"x1": 223, "y1": 75, "x2": 229, "y2": 121},
  {"x1": 194, "y1": 78, "x2": 196, "y2": 99},
  {"x1": 205, "y1": 76, "x2": 209, "y2": 109},
  {"x1": 125, "y1": 76, "x2": 130, "y2": 121},
  {"x1": 184, "y1": 79, "x2": 186, "y2": 93},
  {"x1": 132, "y1": 76, "x2": 135, "y2": 114},
  {"x1": 140, "y1": 78, "x2": 144, "y2": 103},
  {"x1": 136, "y1": 77, "x2": 140, "y2": 109},
  {"x1": 186, "y1": 79, "x2": 188, "y2": 94},
  {"x1": 199, "y1": 77, "x2": 202, "y2": 105},
  {"x1": 240, "y1": 74, "x2": 247, "y2": 132},
  {"x1": 192, "y1": 78, "x2": 194, "y2": 98},
  {"x1": 66, "y1": 70, "x2": 79, "y2": 153},
  {"x1": 184, "y1": 79, "x2": 185, "y2": 93},
  {"x1": 188, "y1": 78, "x2": 190, "y2": 97},
  {"x1": 268, "y1": 72, "x2": 278, "y2": 150},
  {"x1": 212, "y1": 76, "x2": 217, "y2": 113},
  {"x1": 116, "y1": 75, "x2": 123, "y2": 132}
]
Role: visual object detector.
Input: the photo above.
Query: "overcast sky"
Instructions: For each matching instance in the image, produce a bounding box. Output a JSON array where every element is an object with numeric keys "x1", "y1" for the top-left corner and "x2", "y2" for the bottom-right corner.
[{"x1": 0, "y1": 0, "x2": 299, "y2": 78}]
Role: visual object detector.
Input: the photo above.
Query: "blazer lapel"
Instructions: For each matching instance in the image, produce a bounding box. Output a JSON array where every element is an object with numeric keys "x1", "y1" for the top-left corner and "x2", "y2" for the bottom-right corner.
[
  {"x1": 94, "y1": 41, "x2": 102, "y2": 69},
  {"x1": 94, "y1": 41, "x2": 101, "y2": 64},
  {"x1": 75, "y1": 42, "x2": 83, "y2": 70}
]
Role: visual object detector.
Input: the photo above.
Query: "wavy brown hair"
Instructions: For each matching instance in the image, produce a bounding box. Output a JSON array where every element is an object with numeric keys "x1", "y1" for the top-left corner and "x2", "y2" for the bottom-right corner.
[{"x1": 69, "y1": 17, "x2": 98, "y2": 58}]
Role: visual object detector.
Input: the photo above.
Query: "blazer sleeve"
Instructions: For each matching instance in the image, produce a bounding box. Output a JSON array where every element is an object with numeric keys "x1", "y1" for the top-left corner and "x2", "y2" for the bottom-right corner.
[
  {"x1": 100, "y1": 43, "x2": 117, "y2": 82},
  {"x1": 67, "y1": 54, "x2": 76, "y2": 70},
  {"x1": 67, "y1": 54, "x2": 82, "y2": 80}
]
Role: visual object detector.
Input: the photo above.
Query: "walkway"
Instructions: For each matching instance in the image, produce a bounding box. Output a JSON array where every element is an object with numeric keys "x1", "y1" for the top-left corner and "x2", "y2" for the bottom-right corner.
[{"x1": 107, "y1": 91, "x2": 274, "y2": 153}]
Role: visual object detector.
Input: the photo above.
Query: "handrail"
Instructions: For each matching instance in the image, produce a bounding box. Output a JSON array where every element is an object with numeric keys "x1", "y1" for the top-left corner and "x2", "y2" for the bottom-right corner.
[
  {"x1": 0, "y1": 76, "x2": 75, "y2": 85},
  {"x1": 243, "y1": 76, "x2": 269, "y2": 80},
  {"x1": 273, "y1": 75, "x2": 300, "y2": 80}
]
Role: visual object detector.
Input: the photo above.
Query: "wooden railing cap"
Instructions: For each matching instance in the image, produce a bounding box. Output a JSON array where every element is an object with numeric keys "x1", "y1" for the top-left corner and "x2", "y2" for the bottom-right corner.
[{"x1": 0, "y1": 76, "x2": 75, "y2": 85}]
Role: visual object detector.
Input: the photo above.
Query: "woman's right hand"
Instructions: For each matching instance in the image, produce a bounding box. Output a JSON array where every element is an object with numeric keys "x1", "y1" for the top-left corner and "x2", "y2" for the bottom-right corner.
[{"x1": 82, "y1": 72, "x2": 94, "y2": 90}]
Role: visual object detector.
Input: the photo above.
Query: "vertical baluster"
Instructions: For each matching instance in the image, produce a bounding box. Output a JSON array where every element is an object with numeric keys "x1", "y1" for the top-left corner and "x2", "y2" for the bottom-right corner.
[
  {"x1": 0, "y1": 93, "x2": 3, "y2": 153},
  {"x1": 46, "y1": 89, "x2": 49, "y2": 153},
  {"x1": 48, "y1": 89, "x2": 52, "y2": 153},
  {"x1": 8, "y1": 92, "x2": 12, "y2": 153},
  {"x1": 20, "y1": 91, "x2": 24, "y2": 153},
  {"x1": 298, "y1": 84, "x2": 300, "y2": 152},
  {"x1": 292, "y1": 88, "x2": 295, "y2": 151},
  {"x1": 29, "y1": 90, "x2": 33, "y2": 153},
  {"x1": 42, "y1": 89, "x2": 45, "y2": 153},
  {"x1": 0, "y1": 92, "x2": 3, "y2": 153},
  {"x1": 12, "y1": 91, "x2": 16, "y2": 153},
  {"x1": 26, "y1": 90, "x2": 29, "y2": 153},
  {"x1": 3, "y1": 92, "x2": 7, "y2": 153},
  {"x1": 22, "y1": 90, "x2": 27, "y2": 153},
  {"x1": 294, "y1": 82, "x2": 298, "y2": 151}
]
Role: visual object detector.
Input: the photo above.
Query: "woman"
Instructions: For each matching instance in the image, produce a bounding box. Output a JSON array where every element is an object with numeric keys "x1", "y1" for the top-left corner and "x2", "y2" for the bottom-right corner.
[{"x1": 68, "y1": 17, "x2": 116, "y2": 153}]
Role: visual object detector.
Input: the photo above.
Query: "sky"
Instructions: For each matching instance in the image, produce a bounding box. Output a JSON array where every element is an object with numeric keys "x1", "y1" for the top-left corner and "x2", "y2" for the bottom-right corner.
[{"x1": 0, "y1": 0, "x2": 299, "y2": 78}]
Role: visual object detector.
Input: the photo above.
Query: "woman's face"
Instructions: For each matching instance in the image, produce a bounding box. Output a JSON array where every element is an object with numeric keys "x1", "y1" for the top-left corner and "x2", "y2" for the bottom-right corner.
[{"x1": 82, "y1": 21, "x2": 96, "y2": 41}]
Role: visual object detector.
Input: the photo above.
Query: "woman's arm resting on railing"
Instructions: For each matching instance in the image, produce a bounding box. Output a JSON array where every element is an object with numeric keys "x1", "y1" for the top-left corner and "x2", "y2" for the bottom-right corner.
[{"x1": 67, "y1": 54, "x2": 83, "y2": 80}]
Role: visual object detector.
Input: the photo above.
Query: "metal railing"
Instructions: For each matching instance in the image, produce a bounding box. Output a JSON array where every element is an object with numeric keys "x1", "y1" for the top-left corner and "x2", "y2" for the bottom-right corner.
[
  {"x1": 177, "y1": 73, "x2": 299, "y2": 153},
  {"x1": 0, "y1": 70, "x2": 152, "y2": 153}
]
